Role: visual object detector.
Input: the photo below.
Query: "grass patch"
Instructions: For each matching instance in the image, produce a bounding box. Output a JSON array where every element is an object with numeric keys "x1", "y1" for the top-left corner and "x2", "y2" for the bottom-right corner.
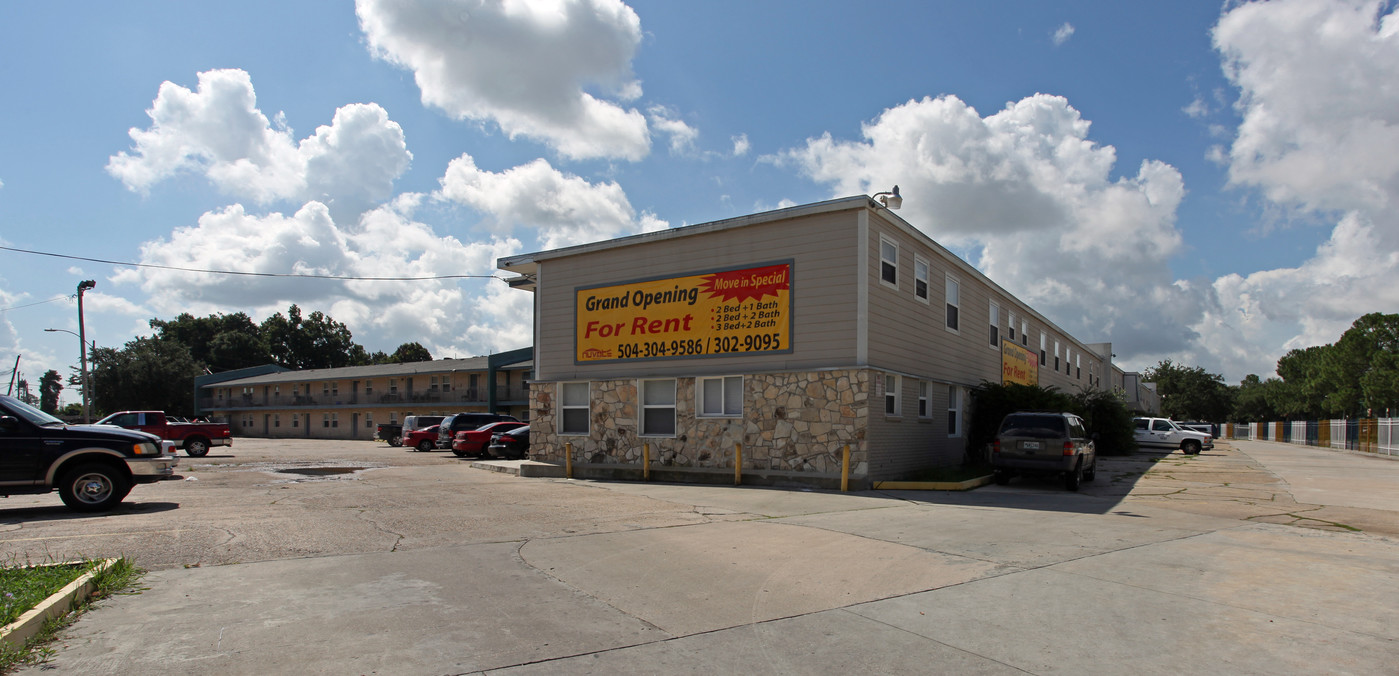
[
  {"x1": 905, "y1": 462, "x2": 993, "y2": 483},
  {"x1": 0, "y1": 557, "x2": 143, "y2": 673}
]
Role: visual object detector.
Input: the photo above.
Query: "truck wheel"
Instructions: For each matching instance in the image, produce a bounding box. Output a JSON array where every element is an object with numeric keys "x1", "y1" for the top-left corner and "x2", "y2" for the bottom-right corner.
[
  {"x1": 1182, "y1": 440, "x2": 1201, "y2": 455},
  {"x1": 59, "y1": 463, "x2": 130, "y2": 512},
  {"x1": 1064, "y1": 461, "x2": 1082, "y2": 491},
  {"x1": 1083, "y1": 459, "x2": 1097, "y2": 482},
  {"x1": 416, "y1": 439, "x2": 435, "y2": 452},
  {"x1": 388, "y1": 435, "x2": 402, "y2": 447},
  {"x1": 185, "y1": 437, "x2": 210, "y2": 457}
]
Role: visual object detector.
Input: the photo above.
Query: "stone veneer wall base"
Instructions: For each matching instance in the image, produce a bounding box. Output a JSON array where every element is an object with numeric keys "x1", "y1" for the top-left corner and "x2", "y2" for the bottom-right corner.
[{"x1": 562, "y1": 463, "x2": 869, "y2": 491}]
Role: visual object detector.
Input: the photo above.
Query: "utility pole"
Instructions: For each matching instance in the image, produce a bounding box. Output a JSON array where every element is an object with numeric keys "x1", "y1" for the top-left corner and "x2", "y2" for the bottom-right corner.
[{"x1": 77, "y1": 280, "x2": 96, "y2": 423}]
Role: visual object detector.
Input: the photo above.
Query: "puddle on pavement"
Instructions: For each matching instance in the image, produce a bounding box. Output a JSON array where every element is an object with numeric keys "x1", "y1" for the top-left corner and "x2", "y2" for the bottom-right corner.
[{"x1": 277, "y1": 467, "x2": 366, "y2": 476}]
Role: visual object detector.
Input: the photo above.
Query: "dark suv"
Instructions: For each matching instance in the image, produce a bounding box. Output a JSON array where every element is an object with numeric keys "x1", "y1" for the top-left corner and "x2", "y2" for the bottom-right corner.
[
  {"x1": 992, "y1": 411, "x2": 1097, "y2": 491},
  {"x1": 436, "y1": 412, "x2": 520, "y2": 449}
]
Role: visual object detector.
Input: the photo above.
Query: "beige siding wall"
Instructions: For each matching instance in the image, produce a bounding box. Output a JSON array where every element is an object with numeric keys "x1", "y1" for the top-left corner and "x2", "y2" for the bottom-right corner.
[{"x1": 534, "y1": 210, "x2": 861, "y2": 382}]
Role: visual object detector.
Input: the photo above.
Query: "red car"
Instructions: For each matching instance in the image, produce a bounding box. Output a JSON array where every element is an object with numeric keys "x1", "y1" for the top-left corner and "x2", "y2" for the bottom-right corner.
[
  {"x1": 404, "y1": 425, "x2": 442, "y2": 452},
  {"x1": 452, "y1": 421, "x2": 527, "y2": 457}
]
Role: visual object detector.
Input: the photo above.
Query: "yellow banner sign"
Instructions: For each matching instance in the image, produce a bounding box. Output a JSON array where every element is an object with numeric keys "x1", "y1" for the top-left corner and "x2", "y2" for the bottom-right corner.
[
  {"x1": 576, "y1": 262, "x2": 792, "y2": 362},
  {"x1": 1002, "y1": 339, "x2": 1039, "y2": 386}
]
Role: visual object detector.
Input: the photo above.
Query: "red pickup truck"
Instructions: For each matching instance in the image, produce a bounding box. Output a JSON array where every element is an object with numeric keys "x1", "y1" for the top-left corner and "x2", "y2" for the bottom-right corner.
[{"x1": 95, "y1": 410, "x2": 232, "y2": 457}]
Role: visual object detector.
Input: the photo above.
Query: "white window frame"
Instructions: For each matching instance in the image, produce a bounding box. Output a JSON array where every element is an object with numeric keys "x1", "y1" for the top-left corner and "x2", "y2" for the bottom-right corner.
[
  {"x1": 331, "y1": 413, "x2": 339, "y2": 428},
  {"x1": 699, "y1": 376, "x2": 743, "y2": 418},
  {"x1": 913, "y1": 256, "x2": 930, "y2": 303},
  {"x1": 918, "y1": 381, "x2": 931, "y2": 419},
  {"x1": 1076, "y1": 353, "x2": 1082, "y2": 380},
  {"x1": 1020, "y1": 320, "x2": 1029, "y2": 346},
  {"x1": 947, "y1": 385, "x2": 962, "y2": 438},
  {"x1": 292, "y1": 415, "x2": 300, "y2": 428},
  {"x1": 364, "y1": 413, "x2": 372, "y2": 429},
  {"x1": 1040, "y1": 333, "x2": 1047, "y2": 366},
  {"x1": 884, "y1": 374, "x2": 901, "y2": 417},
  {"x1": 1055, "y1": 340, "x2": 1062, "y2": 372},
  {"x1": 560, "y1": 382, "x2": 591, "y2": 435},
  {"x1": 640, "y1": 379, "x2": 677, "y2": 437},
  {"x1": 273, "y1": 414, "x2": 281, "y2": 428},
  {"x1": 322, "y1": 413, "x2": 331, "y2": 428},
  {"x1": 879, "y1": 237, "x2": 899, "y2": 289},
  {"x1": 988, "y1": 302, "x2": 1000, "y2": 348},
  {"x1": 944, "y1": 274, "x2": 960, "y2": 333},
  {"x1": 1007, "y1": 311, "x2": 1017, "y2": 342}
]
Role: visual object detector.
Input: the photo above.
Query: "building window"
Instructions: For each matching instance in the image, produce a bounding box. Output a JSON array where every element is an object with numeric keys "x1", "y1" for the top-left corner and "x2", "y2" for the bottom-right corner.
[
  {"x1": 989, "y1": 302, "x2": 1000, "y2": 347},
  {"x1": 389, "y1": 379, "x2": 398, "y2": 394},
  {"x1": 1040, "y1": 333, "x2": 1047, "y2": 366},
  {"x1": 274, "y1": 414, "x2": 281, "y2": 428},
  {"x1": 430, "y1": 376, "x2": 439, "y2": 391},
  {"x1": 1064, "y1": 347, "x2": 1072, "y2": 374},
  {"x1": 879, "y1": 237, "x2": 898, "y2": 287},
  {"x1": 364, "y1": 413, "x2": 372, "y2": 428},
  {"x1": 389, "y1": 412, "x2": 398, "y2": 424},
  {"x1": 560, "y1": 382, "x2": 590, "y2": 435},
  {"x1": 1076, "y1": 354, "x2": 1082, "y2": 379},
  {"x1": 331, "y1": 382, "x2": 339, "y2": 396},
  {"x1": 700, "y1": 376, "x2": 743, "y2": 417},
  {"x1": 945, "y1": 275, "x2": 960, "y2": 331},
  {"x1": 640, "y1": 379, "x2": 676, "y2": 436},
  {"x1": 948, "y1": 385, "x2": 962, "y2": 437},
  {"x1": 322, "y1": 383, "x2": 329, "y2": 396},
  {"x1": 365, "y1": 381, "x2": 373, "y2": 395},
  {"x1": 884, "y1": 374, "x2": 900, "y2": 416},
  {"x1": 1021, "y1": 320, "x2": 1029, "y2": 346},
  {"x1": 1055, "y1": 340, "x2": 1061, "y2": 371},
  {"x1": 323, "y1": 414, "x2": 330, "y2": 428},
  {"x1": 918, "y1": 381, "x2": 930, "y2": 418},
  {"x1": 914, "y1": 256, "x2": 930, "y2": 302},
  {"x1": 292, "y1": 415, "x2": 299, "y2": 428},
  {"x1": 1008, "y1": 311, "x2": 1017, "y2": 342}
]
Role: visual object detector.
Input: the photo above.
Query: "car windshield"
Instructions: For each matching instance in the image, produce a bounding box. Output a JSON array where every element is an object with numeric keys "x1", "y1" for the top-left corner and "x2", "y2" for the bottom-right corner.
[
  {"x1": 999, "y1": 414, "x2": 1066, "y2": 438},
  {"x1": 0, "y1": 395, "x2": 66, "y2": 426}
]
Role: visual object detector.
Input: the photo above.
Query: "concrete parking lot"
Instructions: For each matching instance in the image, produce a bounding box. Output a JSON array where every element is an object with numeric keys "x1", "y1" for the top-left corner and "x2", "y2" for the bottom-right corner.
[{"x1": 3, "y1": 438, "x2": 1397, "y2": 674}]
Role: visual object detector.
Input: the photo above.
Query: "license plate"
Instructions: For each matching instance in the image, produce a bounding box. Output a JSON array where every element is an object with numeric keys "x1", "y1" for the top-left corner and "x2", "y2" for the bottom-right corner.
[{"x1": 1021, "y1": 441, "x2": 1042, "y2": 450}]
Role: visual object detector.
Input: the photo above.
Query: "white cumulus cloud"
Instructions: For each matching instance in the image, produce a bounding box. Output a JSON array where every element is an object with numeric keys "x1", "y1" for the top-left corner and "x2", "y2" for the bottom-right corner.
[
  {"x1": 357, "y1": 0, "x2": 651, "y2": 161},
  {"x1": 783, "y1": 93, "x2": 1199, "y2": 364},
  {"x1": 1191, "y1": 0, "x2": 1399, "y2": 378},
  {"x1": 1052, "y1": 22, "x2": 1076, "y2": 46},
  {"x1": 107, "y1": 69, "x2": 411, "y2": 218},
  {"x1": 437, "y1": 153, "x2": 667, "y2": 250}
]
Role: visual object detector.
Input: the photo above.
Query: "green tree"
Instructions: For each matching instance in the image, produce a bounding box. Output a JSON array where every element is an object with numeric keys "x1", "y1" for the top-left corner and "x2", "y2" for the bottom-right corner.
[
  {"x1": 386, "y1": 342, "x2": 433, "y2": 363},
  {"x1": 1275, "y1": 346, "x2": 1330, "y2": 418},
  {"x1": 151, "y1": 312, "x2": 270, "y2": 371},
  {"x1": 260, "y1": 304, "x2": 369, "y2": 370},
  {"x1": 88, "y1": 337, "x2": 203, "y2": 417},
  {"x1": 1143, "y1": 360, "x2": 1234, "y2": 421},
  {"x1": 38, "y1": 369, "x2": 63, "y2": 414},
  {"x1": 1232, "y1": 374, "x2": 1281, "y2": 422},
  {"x1": 1327, "y1": 313, "x2": 1399, "y2": 416}
]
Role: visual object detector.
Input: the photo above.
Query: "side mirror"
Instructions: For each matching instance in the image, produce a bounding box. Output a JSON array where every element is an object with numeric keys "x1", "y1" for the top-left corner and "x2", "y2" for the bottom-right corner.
[{"x1": 0, "y1": 416, "x2": 18, "y2": 431}]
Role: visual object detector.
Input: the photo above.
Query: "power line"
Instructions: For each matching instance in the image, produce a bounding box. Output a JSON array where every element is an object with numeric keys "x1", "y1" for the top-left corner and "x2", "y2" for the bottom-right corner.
[
  {"x1": 0, "y1": 246, "x2": 505, "y2": 282},
  {"x1": 0, "y1": 295, "x2": 72, "y2": 312}
]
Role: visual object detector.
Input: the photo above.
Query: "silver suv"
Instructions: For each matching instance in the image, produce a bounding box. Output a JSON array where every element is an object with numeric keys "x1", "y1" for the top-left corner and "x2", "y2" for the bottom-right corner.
[{"x1": 992, "y1": 411, "x2": 1097, "y2": 491}]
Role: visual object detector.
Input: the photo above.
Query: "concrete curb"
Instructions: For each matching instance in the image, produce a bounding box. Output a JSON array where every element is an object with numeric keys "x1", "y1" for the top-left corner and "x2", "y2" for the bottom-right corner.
[
  {"x1": 0, "y1": 558, "x2": 117, "y2": 648},
  {"x1": 470, "y1": 460, "x2": 566, "y2": 478},
  {"x1": 872, "y1": 475, "x2": 993, "y2": 491}
]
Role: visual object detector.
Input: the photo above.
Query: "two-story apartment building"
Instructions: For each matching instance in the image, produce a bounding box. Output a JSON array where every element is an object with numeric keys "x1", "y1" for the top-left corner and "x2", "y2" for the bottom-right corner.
[
  {"x1": 199, "y1": 349, "x2": 532, "y2": 440},
  {"x1": 498, "y1": 196, "x2": 1117, "y2": 488}
]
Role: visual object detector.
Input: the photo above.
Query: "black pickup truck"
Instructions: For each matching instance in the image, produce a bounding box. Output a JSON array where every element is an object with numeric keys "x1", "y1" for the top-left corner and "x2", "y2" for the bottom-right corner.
[{"x1": 0, "y1": 395, "x2": 181, "y2": 511}]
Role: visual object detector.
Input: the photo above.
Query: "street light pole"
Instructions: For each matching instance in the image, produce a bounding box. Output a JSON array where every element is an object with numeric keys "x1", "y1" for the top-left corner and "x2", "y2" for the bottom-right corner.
[{"x1": 76, "y1": 280, "x2": 96, "y2": 423}]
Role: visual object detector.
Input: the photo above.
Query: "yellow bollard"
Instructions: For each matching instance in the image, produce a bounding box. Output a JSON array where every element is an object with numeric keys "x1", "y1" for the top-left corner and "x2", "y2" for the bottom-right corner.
[
  {"x1": 565, "y1": 441, "x2": 573, "y2": 479},
  {"x1": 734, "y1": 442, "x2": 742, "y2": 486},
  {"x1": 841, "y1": 444, "x2": 850, "y2": 492},
  {"x1": 643, "y1": 442, "x2": 650, "y2": 481}
]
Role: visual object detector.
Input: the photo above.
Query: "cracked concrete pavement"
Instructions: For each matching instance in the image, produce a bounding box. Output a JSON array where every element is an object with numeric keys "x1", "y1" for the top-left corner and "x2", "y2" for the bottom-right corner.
[{"x1": 2, "y1": 436, "x2": 1396, "y2": 674}]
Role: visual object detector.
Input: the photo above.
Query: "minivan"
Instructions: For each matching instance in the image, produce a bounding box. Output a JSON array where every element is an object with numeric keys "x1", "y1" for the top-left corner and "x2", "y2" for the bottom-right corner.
[
  {"x1": 992, "y1": 411, "x2": 1097, "y2": 491},
  {"x1": 437, "y1": 412, "x2": 520, "y2": 449}
]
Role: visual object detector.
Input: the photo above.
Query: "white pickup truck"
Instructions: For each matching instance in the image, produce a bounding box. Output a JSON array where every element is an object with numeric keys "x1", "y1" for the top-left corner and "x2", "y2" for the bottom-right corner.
[{"x1": 1133, "y1": 417, "x2": 1213, "y2": 455}]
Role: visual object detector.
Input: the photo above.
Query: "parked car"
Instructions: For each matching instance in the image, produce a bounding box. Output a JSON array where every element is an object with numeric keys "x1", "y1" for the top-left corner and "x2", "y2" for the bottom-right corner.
[
  {"x1": 403, "y1": 415, "x2": 444, "y2": 434},
  {"x1": 1134, "y1": 417, "x2": 1213, "y2": 454},
  {"x1": 94, "y1": 410, "x2": 232, "y2": 457},
  {"x1": 0, "y1": 395, "x2": 180, "y2": 511},
  {"x1": 992, "y1": 411, "x2": 1097, "y2": 491},
  {"x1": 453, "y1": 421, "x2": 527, "y2": 457},
  {"x1": 485, "y1": 425, "x2": 530, "y2": 460},
  {"x1": 437, "y1": 412, "x2": 520, "y2": 449},
  {"x1": 376, "y1": 423, "x2": 403, "y2": 447},
  {"x1": 403, "y1": 425, "x2": 442, "y2": 452}
]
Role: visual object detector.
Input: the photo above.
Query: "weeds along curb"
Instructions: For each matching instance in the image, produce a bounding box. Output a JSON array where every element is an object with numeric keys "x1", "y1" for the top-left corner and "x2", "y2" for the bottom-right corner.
[
  {"x1": 872, "y1": 475, "x2": 994, "y2": 491},
  {"x1": 0, "y1": 558, "x2": 118, "y2": 649}
]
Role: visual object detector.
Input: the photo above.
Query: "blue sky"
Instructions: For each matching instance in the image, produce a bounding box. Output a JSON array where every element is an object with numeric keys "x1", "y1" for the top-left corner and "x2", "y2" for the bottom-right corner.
[{"x1": 2, "y1": 0, "x2": 1396, "y2": 402}]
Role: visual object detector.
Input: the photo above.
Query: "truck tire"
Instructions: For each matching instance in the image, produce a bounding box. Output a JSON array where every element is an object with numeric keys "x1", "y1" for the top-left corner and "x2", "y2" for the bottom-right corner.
[
  {"x1": 185, "y1": 437, "x2": 210, "y2": 457},
  {"x1": 58, "y1": 463, "x2": 130, "y2": 512},
  {"x1": 388, "y1": 435, "x2": 402, "y2": 447},
  {"x1": 1064, "y1": 460, "x2": 1083, "y2": 492},
  {"x1": 1181, "y1": 440, "x2": 1201, "y2": 455}
]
